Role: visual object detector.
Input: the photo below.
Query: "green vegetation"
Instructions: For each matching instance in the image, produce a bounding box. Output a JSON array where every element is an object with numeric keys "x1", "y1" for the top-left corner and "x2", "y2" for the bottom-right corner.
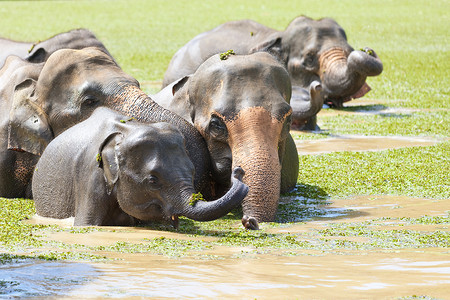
[
  {"x1": 189, "y1": 192, "x2": 205, "y2": 206},
  {"x1": 298, "y1": 141, "x2": 450, "y2": 199},
  {"x1": 219, "y1": 49, "x2": 236, "y2": 60},
  {"x1": 319, "y1": 110, "x2": 449, "y2": 137}
]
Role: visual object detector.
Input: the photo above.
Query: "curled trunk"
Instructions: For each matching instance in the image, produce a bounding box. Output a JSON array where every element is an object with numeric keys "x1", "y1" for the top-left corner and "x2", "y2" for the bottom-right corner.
[
  {"x1": 290, "y1": 81, "x2": 323, "y2": 129},
  {"x1": 319, "y1": 47, "x2": 383, "y2": 106},
  {"x1": 181, "y1": 167, "x2": 248, "y2": 221}
]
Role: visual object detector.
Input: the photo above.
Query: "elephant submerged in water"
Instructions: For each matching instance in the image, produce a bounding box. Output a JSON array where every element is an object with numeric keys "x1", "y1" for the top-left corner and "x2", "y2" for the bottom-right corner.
[
  {"x1": 2, "y1": 47, "x2": 212, "y2": 198},
  {"x1": 154, "y1": 52, "x2": 316, "y2": 229},
  {"x1": 32, "y1": 107, "x2": 248, "y2": 226},
  {"x1": 0, "y1": 56, "x2": 44, "y2": 198},
  {"x1": 0, "y1": 28, "x2": 114, "y2": 68},
  {"x1": 162, "y1": 16, "x2": 383, "y2": 129}
]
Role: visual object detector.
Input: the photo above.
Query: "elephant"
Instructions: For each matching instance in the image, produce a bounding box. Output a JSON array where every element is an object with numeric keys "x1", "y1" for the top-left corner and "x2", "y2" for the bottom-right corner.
[
  {"x1": 162, "y1": 16, "x2": 383, "y2": 129},
  {"x1": 153, "y1": 52, "x2": 316, "y2": 229},
  {"x1": 32, "y1": 107, "x2": 248, "y2": 226},
  {"x1": 0, "y1": 28, "x2": 115, "y2": 68},
  {"x1": 0, "y1": 56, "x2": 44, "y2": 198},
  {"x1": 4, "y1": 47, "x2": 212, "y2": 199}
]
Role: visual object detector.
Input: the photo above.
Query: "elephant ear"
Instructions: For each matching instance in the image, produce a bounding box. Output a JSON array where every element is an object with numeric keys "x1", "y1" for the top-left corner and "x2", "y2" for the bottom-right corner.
[
  {"x1": 7, "y1": 78, "x2": 53, "y2": 156},
  {"x1": 170, "y1": 76, "x2": 196, "y2": 123},
  {"x1": 98, "y1": 132, "x2": 123, "y2": 195},
  {"x1": 26, "y1": 47, "x2": 47, "y2": 63},
  {"x1": 249, "y1": 33, "x2": 284, "y2": 62},
  {"x1": 172, "y1": 76, "x2": 189, "y2": 96}
]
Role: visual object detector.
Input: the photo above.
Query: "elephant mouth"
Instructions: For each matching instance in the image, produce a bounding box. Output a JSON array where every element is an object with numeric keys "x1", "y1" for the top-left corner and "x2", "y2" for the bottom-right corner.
[{"x1": 325, "y1": 82, "x2": 371, "y2": 107}]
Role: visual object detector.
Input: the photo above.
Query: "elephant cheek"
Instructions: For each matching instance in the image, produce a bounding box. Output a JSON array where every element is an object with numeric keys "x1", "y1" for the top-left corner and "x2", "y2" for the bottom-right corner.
[{"x1": 226, "y1": 107, "x2": 283, "y2": 222}]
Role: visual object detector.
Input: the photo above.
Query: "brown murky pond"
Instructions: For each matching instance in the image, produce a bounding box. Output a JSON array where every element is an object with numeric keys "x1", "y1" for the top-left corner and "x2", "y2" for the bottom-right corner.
[
  {"x1": 294, "y1": 135, "x2": 438, "y2": 155},
  {"x1": 3, "y1": 195, "x2": 447, "y2": 299},
  {"x1": 3, "y1": 137, "x2": 448, "y2": 299}
]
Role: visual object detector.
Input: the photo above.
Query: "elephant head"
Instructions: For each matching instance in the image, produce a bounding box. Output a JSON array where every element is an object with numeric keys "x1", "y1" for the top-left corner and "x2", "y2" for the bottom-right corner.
[
  {"x1": 101, "y1": 125, "x2": 248, "y2": 225},
  {"x1": 7, "y1": 47, "x2": 212, "y2": 196},
  {"x1": 253, "y1": 16, "x2": 383, "y2": 107},
  {"x1": 0, "y1": 28, "x2": 115, "y2": 69},
  {"x1": 155, "y1": 52, "x2": 296, "y2": 229},
  {"x1": 96, "y1": 116, "x2": 248, "y2": 226},
  {"x1": 0, "y1": 56, "x2": 45, "y2": 198}
]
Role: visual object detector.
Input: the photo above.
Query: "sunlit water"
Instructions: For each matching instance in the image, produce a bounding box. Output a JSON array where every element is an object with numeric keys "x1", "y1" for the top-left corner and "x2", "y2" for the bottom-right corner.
[{"x1": 2, "y1": 252, "x2": 450, "y2": 299}]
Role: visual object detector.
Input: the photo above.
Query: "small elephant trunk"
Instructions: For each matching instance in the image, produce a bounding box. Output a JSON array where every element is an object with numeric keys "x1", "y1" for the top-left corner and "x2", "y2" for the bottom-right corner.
[{"x1": 181, "y1": 167, "x2": 248, "y2": 221}]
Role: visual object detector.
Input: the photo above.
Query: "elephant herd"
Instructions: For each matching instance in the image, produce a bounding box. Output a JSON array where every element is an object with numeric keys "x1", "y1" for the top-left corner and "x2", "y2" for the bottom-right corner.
[{"x1": 0, "y1": 16, "x2": 382, "y2": 230}]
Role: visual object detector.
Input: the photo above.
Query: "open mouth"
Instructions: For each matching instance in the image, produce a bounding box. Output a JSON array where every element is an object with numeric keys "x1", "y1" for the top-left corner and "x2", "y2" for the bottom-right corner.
[{"x1": 326, "y1": 82, "x2": 371, "y2": 107}]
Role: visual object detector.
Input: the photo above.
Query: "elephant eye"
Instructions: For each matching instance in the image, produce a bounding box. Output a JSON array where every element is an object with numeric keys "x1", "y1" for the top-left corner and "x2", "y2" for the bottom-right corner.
[
  {"x1": 82, "y1": 95, "x2": 98, "y2": 106},
  {"x1": 148, "y1": 175, "x2": 159, "y2": 185},
  {"x1": 209, "y1": 116, "x2": 228, "y2": 139},
  {"x1": 303, "y1": 51, "x2": 317, "y2": 69}
]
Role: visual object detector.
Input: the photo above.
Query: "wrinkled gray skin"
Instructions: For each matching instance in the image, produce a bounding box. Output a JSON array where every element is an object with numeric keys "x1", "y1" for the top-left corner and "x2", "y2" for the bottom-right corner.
[
  {"x1": 154, "y1": 52, "x2": 308, "y2": 230},
  {"x1": 0, "y1": 28, "x2": 115, "y2": 68},
  {"x1": 6, "y1": 47, "x2": 212, "y2": 199},
  {"x1": 32, "y1": 107, "x2": 248, "y2": 226},
  {"x1": 0, "y1": 56, "x2": 44, "y2": 198},
  {"x1": 162, "y1": 16, "x2": 383, "y2": 129}
]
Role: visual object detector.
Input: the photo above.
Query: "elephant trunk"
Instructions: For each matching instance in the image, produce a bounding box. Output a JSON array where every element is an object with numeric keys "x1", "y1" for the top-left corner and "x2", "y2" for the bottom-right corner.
[
  {"x1": 227, "y1": 107, "x2": 284, "y2": 228},
  {"x1": 180, "y1": 167, "x2": 248, "y2": 221},
  {"x1": 107, "y1": 85, "x2": 212, "y2": 197},
  {"x1": 290, "y1": 81, "x2": 323, "y2": 128},
  {"x1": 319, "y1": 47, "x2": 383, "y2": 107}
]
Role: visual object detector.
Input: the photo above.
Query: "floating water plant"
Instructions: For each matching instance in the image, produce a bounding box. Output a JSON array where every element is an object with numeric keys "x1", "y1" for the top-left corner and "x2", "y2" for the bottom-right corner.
[
  {"x1": 189, "y1": 192, "x2": 205, "y2": 206},
  {"x1": 360, "y1": 47, "x2": 375, "y2": 56},
  {"x1": 220, "y1": 50, "x2": 235, "y2": 60}
]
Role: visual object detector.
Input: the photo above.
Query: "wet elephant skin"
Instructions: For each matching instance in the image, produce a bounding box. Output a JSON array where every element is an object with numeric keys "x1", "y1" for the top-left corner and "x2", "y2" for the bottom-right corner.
[
  {"x1": 3, "y1": 47, "x2": 212, "y2": 199},
  {"x1": 154, "y1": 52, "x2": 299, "y2": 229},
  {"x1": 32, "y1": 107, "x2": 247, "y2": 226}
]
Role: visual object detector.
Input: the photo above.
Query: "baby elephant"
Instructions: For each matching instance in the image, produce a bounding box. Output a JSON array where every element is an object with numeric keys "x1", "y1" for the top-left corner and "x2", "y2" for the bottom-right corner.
[{"x1": 32, "y1": 107, "x2": 248, "y2": 226}]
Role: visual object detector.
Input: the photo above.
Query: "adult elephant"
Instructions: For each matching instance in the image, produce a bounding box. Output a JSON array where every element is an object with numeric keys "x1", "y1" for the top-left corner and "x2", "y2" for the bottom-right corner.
[
  {"x1": 33, "y1": 107, "x2": 247, "y2": 226},
  {"x1": 0, "y1": 28, "x2": 115, "y2": 68},
  {"x1": 154, "y1": 52, "x2": 323, "y2": 229},
  {"x1": 162, "y1": 16, "x2": 383, "y2": 129},
  {"x1": 5, "y1": 47, "x2": 212, "y2": 199},
  {"x1": 0, "y1": 56, "x2": 44, "y2": 198}
]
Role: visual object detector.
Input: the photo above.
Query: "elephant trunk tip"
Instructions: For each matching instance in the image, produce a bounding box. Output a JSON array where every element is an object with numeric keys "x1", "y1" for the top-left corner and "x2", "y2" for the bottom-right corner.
[{"x1": 232, "y1": 166, "x2": 245, "y2": 181}]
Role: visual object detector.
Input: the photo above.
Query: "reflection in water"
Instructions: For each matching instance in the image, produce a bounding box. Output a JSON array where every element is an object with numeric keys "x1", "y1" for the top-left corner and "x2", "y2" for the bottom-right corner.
[
  {"x1": 62, "y1": 254, "x2": 450, "y2": 299},
  {"x1": 0, "y1": 260, "x2": 98, "y2": 298}
]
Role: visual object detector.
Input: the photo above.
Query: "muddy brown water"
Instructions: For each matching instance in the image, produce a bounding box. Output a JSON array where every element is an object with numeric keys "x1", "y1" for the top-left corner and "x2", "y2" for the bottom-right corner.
[
  {"x1": 3, "y1": 136, "x2": 448, "y2": 299},
  {"x1": 5, "y1": 195, "x2": 448, "y2": 299},
  {"x1": 293, "y1": 135, "x2": 438, "y2": 155}
]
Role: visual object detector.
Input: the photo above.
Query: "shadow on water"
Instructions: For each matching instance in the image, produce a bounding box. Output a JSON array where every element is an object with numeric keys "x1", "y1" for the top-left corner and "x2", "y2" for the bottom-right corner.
[
  {"x1": 337, "y1": 104, "x2": 388, "y2": 112},
  {"x1": 0, "y1": 255, "x2": 100, "y2": 298},
  {"x1": 337, "y1": 104, "x2": 412, "y2": 119},
  {"x1": 276, "y1": 183, "x2": 368, "y2": 223}
]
